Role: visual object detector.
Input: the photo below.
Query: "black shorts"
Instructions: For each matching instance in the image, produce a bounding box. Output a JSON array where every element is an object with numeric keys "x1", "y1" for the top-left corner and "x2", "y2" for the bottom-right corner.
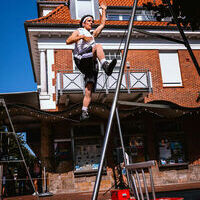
[{"x1": 74, "y1": 57, "x2": 98, "y2": 92}]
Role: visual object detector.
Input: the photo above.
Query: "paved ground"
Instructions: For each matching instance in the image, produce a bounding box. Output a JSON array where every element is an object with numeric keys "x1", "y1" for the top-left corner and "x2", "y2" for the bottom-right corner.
[
  {"x1": 3, "y1": 191, "x2": 112, "y2": 200},
  {"x1": 3, "y1": 189, "x2": 200, "y2": 200}
]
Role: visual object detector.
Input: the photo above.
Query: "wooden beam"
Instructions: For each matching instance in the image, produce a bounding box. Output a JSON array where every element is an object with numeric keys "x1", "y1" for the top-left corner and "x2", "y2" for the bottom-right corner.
[{"x1": 118, "y1": 101, "x2": 171, "y2": 109}]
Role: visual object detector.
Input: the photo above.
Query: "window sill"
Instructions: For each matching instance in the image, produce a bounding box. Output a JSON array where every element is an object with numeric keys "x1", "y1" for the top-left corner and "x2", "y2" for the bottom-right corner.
[
  {"x1": 159, "y1": 162, "x2": 188, "y2": 171},
  {"x1": 163, "y1": 85, "x2": 184, "y2": 88},
  {"x1": 74, "y1": 169, "x2": 107, "y2": 177}
]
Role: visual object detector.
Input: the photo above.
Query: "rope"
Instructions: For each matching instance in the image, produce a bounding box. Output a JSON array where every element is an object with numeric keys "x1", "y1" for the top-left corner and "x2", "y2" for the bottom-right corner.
[
  {"x1": 96, "y1": 24, "x2": 129, "y2": 102},
  {"x1": 1, "y1": 103, "x2": 80, "y2": 123},
  {"x1": 0, "y1": 177, "x2": 43, "y2": 181}
]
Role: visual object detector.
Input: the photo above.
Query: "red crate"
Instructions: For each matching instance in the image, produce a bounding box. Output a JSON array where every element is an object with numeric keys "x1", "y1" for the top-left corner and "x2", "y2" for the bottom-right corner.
[{"x1": 111, "y1": 189, "x2": 130, "y2": 200}]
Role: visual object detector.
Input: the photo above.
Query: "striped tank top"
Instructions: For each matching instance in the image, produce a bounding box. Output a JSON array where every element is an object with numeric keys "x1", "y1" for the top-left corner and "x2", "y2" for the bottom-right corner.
[{"x1": 73, "y1": 28, "x2": 95, "y2": 60}]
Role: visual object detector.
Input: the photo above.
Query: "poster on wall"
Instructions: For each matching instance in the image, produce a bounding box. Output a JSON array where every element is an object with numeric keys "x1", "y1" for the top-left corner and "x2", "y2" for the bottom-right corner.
[
  {"x1": 75, "y1": 144, "x2": 102, "y2": 171},
  {"x1": 159, "y1": 139, "x2": 171, "y2": 165},
  {"x1": 159, "y1": 138, "x2": 184, "y2": 165}
]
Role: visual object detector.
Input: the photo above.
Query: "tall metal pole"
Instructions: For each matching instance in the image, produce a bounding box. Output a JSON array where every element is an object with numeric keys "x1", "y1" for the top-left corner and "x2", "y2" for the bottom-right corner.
[
  {"x1": 115, "y1": 108, "x2": 132, "y2": 190},
  {"x1": 91, "y1": 0, "x2": 139, "y2": 199},
  {"x1": 166, "y1": 0, "x2": 200, "y2": 76}
]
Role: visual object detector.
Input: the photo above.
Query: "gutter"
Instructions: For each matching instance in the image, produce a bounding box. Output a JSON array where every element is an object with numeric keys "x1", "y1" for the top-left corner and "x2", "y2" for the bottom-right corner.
[
  {"x1": 24, "y1": 21, "x2": 181, "y2": 31},
  {"x1": 24, "y1": 23, "x2": 37, "y2": 83},
  {"x1": 37, "y1": 1, "x2": 68, "y2": 5},
  {"x1": 107, "y1": 6, "x2": 139, "y2": 10}
]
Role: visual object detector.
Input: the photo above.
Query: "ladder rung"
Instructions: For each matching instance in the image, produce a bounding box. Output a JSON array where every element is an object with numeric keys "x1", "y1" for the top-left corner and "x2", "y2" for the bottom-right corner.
[
  {"x1": 0, "y1": 160, "x2": 24, "y2": 163},
  {"x1": 0, "y1": 131, "x2": 15, "y2": 134}
]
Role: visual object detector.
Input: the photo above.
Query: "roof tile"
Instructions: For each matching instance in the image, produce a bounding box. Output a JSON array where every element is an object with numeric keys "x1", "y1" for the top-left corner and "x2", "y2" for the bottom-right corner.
[
  {"x1": 42, "y1": 0, "x2": 163, "y2": 7},
  {"x1": 27, "y1": 1, "x2": 174, "y2": 28},
  {"x1": 100, "y1": 0, "x2": 163, "y2": 7}
]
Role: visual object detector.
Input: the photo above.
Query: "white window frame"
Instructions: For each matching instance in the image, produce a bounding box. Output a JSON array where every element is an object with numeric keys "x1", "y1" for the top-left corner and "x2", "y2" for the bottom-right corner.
[
  {"x1": 104, "y1": 49, "x2": 122, "y2": 72},
  {"x1": 159, "y1": 50, "x2": 183, "y2": 87},
  {"x1": 72, "y1": 54, "x2": 79, "y2": 71},
  {"x1": 75, "y1": 0, "x2": 95, "y2": 20},
  {"x1": 42, "y1": 8, "x2": 54, "y2": 16},
  {"x1": 73, "y1": 50, "x2": 122, "y2": 72},
  {"x1": 107, "y1": 10, "x2": 156, "y2": 21}
]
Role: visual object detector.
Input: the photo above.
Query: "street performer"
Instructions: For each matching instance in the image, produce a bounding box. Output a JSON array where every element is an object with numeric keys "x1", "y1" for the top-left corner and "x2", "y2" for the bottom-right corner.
[{"x1": 66, "y1": 3, "x2": 117, "y2": 121}]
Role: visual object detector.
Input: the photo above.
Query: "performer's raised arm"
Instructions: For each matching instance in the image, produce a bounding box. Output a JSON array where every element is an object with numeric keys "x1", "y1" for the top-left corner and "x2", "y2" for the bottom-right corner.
[{"x1": 93, "y1": 3, "x2": 107, "y2": 38}]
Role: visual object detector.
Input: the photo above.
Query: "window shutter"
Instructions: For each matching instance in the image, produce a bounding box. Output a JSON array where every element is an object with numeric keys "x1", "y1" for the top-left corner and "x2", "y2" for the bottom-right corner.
[{"x1": 159, "y1": 50, "x2": 182, "y2": 87}]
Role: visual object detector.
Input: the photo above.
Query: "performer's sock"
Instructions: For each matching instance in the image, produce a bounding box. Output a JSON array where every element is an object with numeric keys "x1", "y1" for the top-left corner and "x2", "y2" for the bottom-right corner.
[
  {"x1": 82, "y1": 106, "x2": 88, "y2": 112},
  {"x1": 100, "y1": 58, "x2": 106, "y2": 65}
]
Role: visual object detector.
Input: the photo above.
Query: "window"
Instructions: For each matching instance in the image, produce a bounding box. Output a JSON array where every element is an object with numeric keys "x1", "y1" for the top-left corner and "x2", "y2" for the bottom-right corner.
[
  {"x1": 156, "y1": 120, "x2": 186, "y2": 166},
  {"x1": 135, "y1": 10, "x2": 156, "y2": 21},
  {"x1": 42, "y1": 8, "x2": 54, "y2": 16},
  {"x1": 122, "y1": 15, "x2": 131, "y2": 21},
  {"x1": 54, "y1": 140, "x2": 72, "y2": 167},
  {"x1": 104, "y1": 50, "x2": 122, "y2": 71},
  {"x1": 73, "y1": 125, "x2": 103, "y2": 172},
  {"x1": 158, "y1": 137, "x2": 185, "y2": 166},
  {"x1": 114, "y1": 135, "x2": 146, "y2": 164},
  {"x1": 114, "y1": 121, "x2": 146, "y2": 164},
  {"x1": 75, "y1": 139, "x2": 102, "y2": 171},
  {"x1": 107, "y1": 10, "x2": 156, "y2": 21},
  {"x1": 159, "y1": 50, "x2": 182, "y2": 87},
  {"x1": 107, "y1": 14, "x2": 120, "y2": 21},
  {"x1": 107, "y1": 14, "x2": 130, "y2": 21},
  {"x1": 76, "y1": 0, "x2": 94, "y2": 19}
]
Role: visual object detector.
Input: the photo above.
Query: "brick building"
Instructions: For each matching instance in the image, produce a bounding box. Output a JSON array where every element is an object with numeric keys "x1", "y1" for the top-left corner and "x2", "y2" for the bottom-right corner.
[{"x1": 1, "y1": 0, "x2": 200, "y2": 194}]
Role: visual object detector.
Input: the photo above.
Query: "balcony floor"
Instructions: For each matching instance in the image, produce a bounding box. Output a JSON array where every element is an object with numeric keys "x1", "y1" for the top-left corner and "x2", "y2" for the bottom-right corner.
[{"x1": 58, "y1": 91, "x2": 148, "y2": 105}]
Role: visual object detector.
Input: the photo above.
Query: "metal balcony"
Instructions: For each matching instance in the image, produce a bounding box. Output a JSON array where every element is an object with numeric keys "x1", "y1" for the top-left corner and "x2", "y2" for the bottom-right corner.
[{"x1": 56, "y1": 69, "x2": 152, "y2": 102}]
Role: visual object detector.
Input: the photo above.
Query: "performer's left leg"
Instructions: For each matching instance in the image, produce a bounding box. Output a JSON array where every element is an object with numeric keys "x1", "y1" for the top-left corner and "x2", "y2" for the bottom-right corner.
[{"x1": 81, "y1": 82, "x2": 93, "y2": 121}]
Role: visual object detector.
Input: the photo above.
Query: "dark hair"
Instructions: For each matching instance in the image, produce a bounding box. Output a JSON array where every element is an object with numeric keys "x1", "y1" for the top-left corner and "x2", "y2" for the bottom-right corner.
[{"x1": 80, "y1": 15, "x2": 94, "y2": 27}]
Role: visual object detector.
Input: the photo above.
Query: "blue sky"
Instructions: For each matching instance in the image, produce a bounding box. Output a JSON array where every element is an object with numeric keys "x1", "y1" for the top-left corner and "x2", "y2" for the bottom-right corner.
[{"x1": 0, "y1": 0, "x2": 38, "y2": 93}]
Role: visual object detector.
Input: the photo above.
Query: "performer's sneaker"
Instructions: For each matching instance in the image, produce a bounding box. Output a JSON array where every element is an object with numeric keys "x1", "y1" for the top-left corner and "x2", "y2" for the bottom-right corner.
[
  {"x1": 80, "y1": 110, "x2": 90, "y2": 121},
  {"x1": 102, "y1": 59, "x2": 117, "y2": 76},
  {"x1": 32, "y1": 192, "x2": 39, "y2": 196}
]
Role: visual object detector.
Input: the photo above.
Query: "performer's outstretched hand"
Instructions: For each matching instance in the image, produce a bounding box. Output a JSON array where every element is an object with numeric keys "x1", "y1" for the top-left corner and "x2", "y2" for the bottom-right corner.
[{"x1": 100, "y1": 3, "x2": 107, "y2": 10}]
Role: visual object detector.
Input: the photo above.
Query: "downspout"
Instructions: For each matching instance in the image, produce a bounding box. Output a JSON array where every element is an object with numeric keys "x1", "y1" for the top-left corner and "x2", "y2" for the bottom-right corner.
[{"x1": 24, "y1": 23, "x2": 37, "y2": 83}]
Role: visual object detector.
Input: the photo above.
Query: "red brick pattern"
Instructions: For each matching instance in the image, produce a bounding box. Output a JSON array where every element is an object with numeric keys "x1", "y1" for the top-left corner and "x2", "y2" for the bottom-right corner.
[
  {"x1": 51, "y1": 50, "x2": 73, "y2": 107},
  {"x1": 126, "y1": 50, "x2": 200, "y2": 108},
  {"x1": 52, "y1": 49, "x2": 73, "y2": 87},
  {"x1": 100, "y1": 0, "x2": 165, "y2": 7},
  {"x1": 54, "y1": 49, "x2": 73, "y2": 72},
  {"x1": 52, "y1": 49, "x2": 200, "y2": 108}
]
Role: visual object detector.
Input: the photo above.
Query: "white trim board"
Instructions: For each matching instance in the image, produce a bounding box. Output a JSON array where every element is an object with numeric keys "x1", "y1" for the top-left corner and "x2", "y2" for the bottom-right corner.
[
  {"x1": 28, "y1": 27, "x2": 200, "y2": 35},
  {"x1": 38, "y1": 38, "x2": 200, "y2": 50}
]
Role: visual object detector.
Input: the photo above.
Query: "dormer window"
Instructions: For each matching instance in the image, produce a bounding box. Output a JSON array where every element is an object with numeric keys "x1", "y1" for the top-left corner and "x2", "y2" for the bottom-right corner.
[
  {"x1": 107, "y1": 9, "x2": 156, "y2": 21},
  {"x1": 107, "y1": 14, "x2": 130, "y2": 21},
  {"x1": 75, "y1": 0, "x2": 95, "y2": 19}
]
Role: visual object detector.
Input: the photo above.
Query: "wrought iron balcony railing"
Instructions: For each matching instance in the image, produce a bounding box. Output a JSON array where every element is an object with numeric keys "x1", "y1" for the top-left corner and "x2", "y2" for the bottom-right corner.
[{"x1": 56, "y1": 69, "x2": 152, "y2": 97}]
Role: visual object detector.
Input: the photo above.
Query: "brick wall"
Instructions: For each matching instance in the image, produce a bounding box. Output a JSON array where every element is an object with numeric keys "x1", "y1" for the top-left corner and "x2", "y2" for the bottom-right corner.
[
  {"x1": 52, "y1": 49, "x2": 200, "y2": 108},
  {"x1": 52, "y1": 49, "x2": 73, "y2": 103},
  {"x1": 53, "y1": 49, "x2": 73, "y2": 72},
  {"x1": 126, "y1": 50, "x2": 200, "y2": 108},
  {"x1": 47, "y1": 164, "x2": 200, "y2": 194}
]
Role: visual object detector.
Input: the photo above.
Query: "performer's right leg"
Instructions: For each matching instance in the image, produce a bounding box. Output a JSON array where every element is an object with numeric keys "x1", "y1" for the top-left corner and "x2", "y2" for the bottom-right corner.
[{"x1": 92, "y1": 44, "x2": 117, "y2": 76}]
